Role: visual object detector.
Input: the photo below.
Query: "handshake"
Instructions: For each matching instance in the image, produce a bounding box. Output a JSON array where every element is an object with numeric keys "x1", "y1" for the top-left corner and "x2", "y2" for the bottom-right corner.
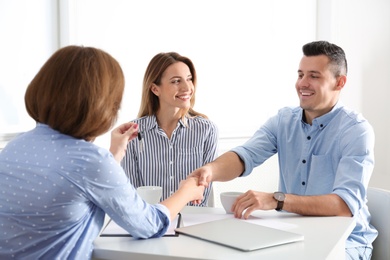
[{"x1": 182, "y1": 166, "x2": 214, "y2": 205}]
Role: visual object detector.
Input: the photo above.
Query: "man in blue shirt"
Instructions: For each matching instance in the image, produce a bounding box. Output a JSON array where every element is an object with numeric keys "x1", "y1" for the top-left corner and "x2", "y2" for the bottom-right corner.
[{"x1": 189, "y1": 41, "x2": 377, "y2": 259}]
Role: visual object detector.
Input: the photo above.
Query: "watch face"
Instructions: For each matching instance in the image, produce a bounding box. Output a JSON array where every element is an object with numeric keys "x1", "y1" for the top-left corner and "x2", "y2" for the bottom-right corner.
[{"x1": 274, "y1": 192, "x2": 285, "y2": 201}]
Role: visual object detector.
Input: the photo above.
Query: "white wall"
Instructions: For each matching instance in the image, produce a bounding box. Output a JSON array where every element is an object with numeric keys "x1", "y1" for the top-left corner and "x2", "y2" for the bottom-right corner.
[
  {"x1": 59, "y1": 0, "x2": 316, "y2": 141},
  {"x1": 0, "y1": 0, "x2": 58, "y2": 134}
]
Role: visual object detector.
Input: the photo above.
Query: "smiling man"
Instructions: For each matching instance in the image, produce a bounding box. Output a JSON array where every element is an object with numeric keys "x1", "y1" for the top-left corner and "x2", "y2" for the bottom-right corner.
[{"x1": 189, "y1": 41, "x2": 377, "y2": 259}]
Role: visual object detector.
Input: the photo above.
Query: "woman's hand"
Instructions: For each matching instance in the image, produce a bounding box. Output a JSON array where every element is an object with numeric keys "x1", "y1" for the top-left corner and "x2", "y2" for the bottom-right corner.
[
  {"x1": 178, "y1": 177, "x2": 205, "y2": 204},
  {"x1": 160, "y1": 177, "x2": 205, "y2": 220},
  {"x1": 186, "y1": 166, "x2": 213, "y2": 204},
  {"x1": 109, "y1": 122, "x2": 138, "y2": 163}
]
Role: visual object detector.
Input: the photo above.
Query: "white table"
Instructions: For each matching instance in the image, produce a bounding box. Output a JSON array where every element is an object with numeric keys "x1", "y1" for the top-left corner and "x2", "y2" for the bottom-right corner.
[{"x1": 93, "y1": 206, "x2": 355, "y2": 260}]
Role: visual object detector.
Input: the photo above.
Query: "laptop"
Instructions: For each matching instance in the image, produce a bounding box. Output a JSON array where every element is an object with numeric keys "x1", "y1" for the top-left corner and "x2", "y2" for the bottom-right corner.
[{"x1": 175, "y1": 218, "x2": 304, "y2": 252}]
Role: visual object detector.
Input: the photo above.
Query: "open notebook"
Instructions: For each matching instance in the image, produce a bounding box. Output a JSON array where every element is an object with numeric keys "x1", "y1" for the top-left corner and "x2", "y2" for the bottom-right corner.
[{"x1": 175, "y1": 218, "x2": 304, "y2": 252}]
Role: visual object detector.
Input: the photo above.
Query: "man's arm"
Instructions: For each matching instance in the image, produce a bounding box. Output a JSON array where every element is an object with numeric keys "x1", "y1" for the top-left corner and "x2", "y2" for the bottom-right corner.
[
  {"x1": 232, "y1": 191, "x2": 352, "y2": 219},
  {"x1": 193, "y1": 151, "x2": 245, "y2": 187},
  {"x1": 283, "y1": 193, "x2": 351, "y2": 216}
]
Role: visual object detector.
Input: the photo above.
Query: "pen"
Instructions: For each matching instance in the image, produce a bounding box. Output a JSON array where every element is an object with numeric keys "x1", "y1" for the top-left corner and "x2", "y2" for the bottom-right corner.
[{"x1": 137, "y1": 132, "x2": 144, "y2": 152}]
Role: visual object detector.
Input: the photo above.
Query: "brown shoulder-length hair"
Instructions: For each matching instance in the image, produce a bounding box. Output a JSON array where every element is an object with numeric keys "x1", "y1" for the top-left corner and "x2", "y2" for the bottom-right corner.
[
  {"x1": 137, "y1": 52, "x2": 207, "y2": 120},
  {"x1": 25, "y1": 45, "x2": 124, "y2": 141}
]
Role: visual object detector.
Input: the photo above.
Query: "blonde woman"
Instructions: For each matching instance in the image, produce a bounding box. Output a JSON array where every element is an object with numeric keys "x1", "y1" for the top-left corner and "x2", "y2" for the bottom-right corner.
[{"x1": 121, "y1": 52, "x2": 218, "y2": 206}]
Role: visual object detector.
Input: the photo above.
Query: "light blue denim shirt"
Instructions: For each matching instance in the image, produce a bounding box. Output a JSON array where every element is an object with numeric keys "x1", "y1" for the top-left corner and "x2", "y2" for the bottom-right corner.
[
  {"x1": 0, "y1": 124, "x2": 170, "y2": 259},
  {"x1": 231, "y1": 102, "x2": 377, "y2": 249}
]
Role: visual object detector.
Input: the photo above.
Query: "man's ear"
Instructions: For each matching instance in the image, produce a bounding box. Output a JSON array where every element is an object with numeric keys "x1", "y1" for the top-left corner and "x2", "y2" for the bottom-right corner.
[
  {"x1": 336, "y1": 75, "x2": 347, "y2": 90},
  {"x1": 150, "y1": 83, "x2": 159, "y2": 96}
]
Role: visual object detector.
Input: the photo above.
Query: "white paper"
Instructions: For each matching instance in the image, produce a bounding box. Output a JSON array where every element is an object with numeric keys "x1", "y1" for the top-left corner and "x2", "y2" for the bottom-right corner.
[
  {"x1": 181, "y1": 213, "x2": 297, "y2": 230},
  {"x1": 101, "y1": 214, "x2": 180, "y2": 236}
]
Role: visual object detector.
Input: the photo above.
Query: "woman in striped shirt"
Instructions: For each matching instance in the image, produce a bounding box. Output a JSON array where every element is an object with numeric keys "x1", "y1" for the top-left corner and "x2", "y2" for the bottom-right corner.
[{"x1": 121, "y1": 52, "x2": 218, "y2": 206}]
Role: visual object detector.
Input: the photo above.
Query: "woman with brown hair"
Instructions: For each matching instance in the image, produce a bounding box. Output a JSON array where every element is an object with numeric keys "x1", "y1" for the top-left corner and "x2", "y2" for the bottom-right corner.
[
  {"x1": 121, "y1": 52, "x2": 218, "y2": 206},
  {"x1": 0, "y1": 46, "x2": 204, "y2": 259}
]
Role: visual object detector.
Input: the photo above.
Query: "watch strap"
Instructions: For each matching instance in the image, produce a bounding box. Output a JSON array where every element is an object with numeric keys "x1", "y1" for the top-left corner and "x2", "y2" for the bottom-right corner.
[{"x1": 276, "y1": 200, "x2": 284, "y2": 211}]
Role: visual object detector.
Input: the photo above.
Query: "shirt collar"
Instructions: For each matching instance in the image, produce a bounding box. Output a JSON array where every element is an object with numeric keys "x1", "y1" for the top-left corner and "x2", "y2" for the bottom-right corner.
[
  {"x1": 140, "y1": 115, "x2": 158, "y2": 132},
  {"x1": 139, "y1": 115, "x2": 187, "y2": 132},
  {"x1": 301, "y1": 101, "x2": 344, "y2": 129}
]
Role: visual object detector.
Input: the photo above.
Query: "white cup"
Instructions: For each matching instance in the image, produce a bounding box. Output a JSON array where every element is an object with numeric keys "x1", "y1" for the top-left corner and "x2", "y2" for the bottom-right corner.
[
  {"x1": 220, "y1": 191, "x2": 244, "y2": 214},
  {"x1": 137, "y1": 186, "x2": 162, "y2": 204}
]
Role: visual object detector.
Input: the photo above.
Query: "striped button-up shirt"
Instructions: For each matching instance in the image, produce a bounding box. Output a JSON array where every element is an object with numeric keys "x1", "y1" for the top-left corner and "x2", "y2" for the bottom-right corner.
[{"x1": 121, "y1": 115, "x2": 218, "y2": 206}]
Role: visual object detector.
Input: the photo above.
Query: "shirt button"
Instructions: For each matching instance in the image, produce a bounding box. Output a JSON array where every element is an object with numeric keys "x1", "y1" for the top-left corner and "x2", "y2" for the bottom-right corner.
[
  {"x1": 170, "y1": 161, "x2": 173, "y2": 164},
  {"x1": 302, "y1": 181, "x2": 306, "y2": 185},
  {"x1": 307, "y1": 136, "x2": 311, "y2": 140},
  {"x1": 320, "y1": 124, "x2": 324, "y2": 128},
  {"x1": 302, "y1": 159, "x2": 306, "y2": 164}
]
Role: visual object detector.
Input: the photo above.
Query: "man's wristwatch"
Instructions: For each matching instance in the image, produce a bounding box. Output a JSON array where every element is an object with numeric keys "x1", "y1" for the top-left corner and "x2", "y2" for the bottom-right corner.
[{"x1": 273, "y1": 191, "x2": 285, "y2": 211}]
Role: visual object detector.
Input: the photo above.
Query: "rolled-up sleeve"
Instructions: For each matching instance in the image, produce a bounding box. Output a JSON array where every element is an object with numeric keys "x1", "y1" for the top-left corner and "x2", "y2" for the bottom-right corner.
[{"x1": 332, "y1": 120, "x2": 375, "y2": 216}]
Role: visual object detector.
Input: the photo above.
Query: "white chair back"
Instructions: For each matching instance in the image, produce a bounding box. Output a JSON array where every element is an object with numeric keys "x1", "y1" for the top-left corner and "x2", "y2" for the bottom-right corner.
[{"x1": 367, "y1": 187, "x2": 390, "y2": 260}]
